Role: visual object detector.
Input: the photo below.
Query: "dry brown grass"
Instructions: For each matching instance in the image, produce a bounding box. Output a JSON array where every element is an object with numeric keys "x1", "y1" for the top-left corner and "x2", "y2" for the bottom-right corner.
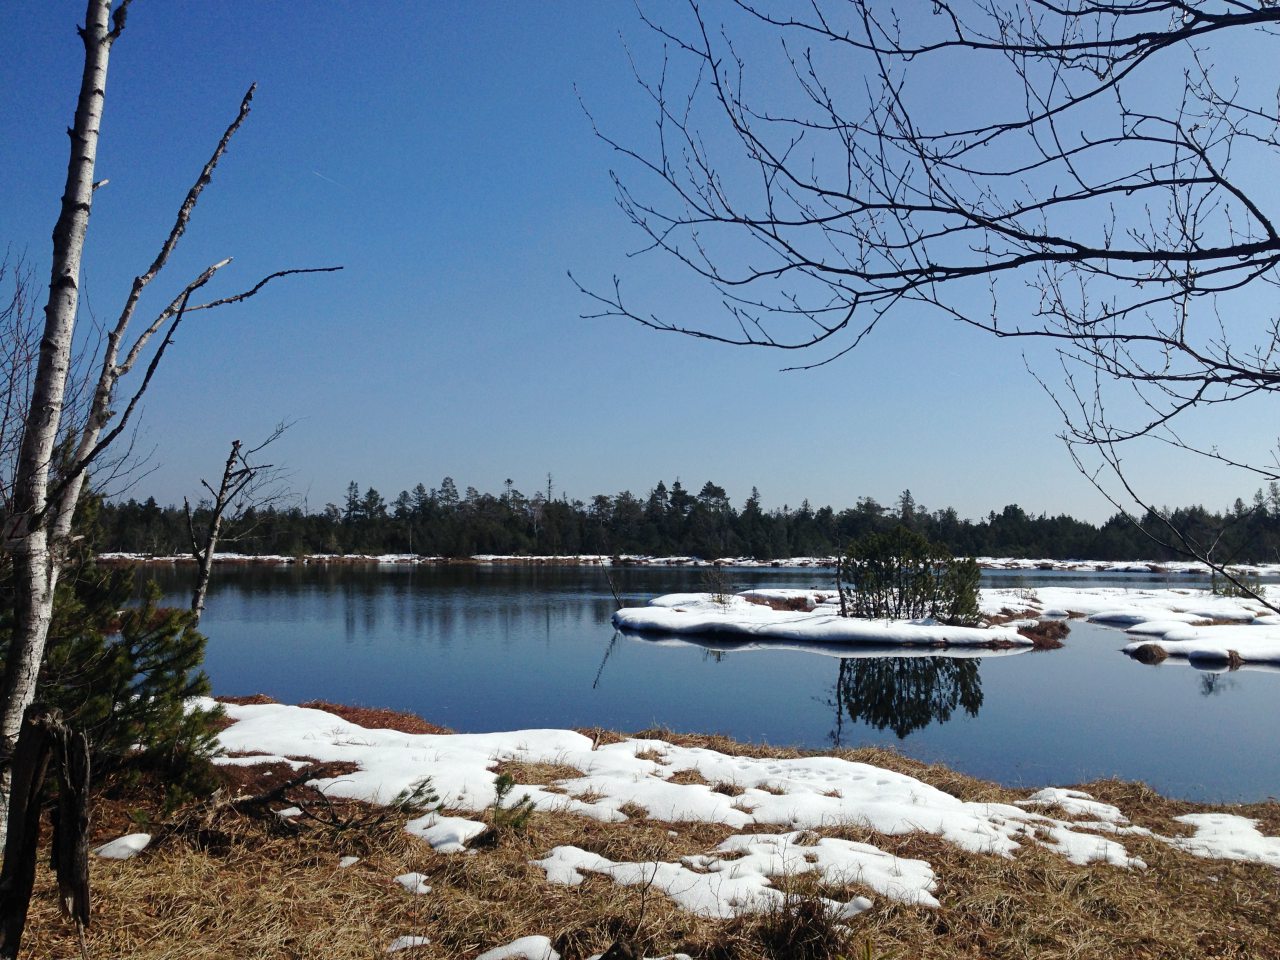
[
  {"x1": 1129, "y1": 643, "x2": 1170, "y2": 664},
  {"x1": 215, "y1": 693, "x2": 281, "y2": 706},
  {"x1": 13, "y1": 727, "x2": 1280, "y2": 960},
  {"x1": 297, "y1": 700, "x2": 453, "y2": 735},
  {"x1": 572, "y1": 727, "x2": 629, "y2": 748},
  {"x1": 1017, "y1": 618, "x2": 1071, "y2": 649},
  {"x1": 985, "y1": 606, "x2": 1039, "y2": 625},
  {"x1": 492, "y1": 760, "x2": 585, "y2": 785},
  {"x1": 742, "y1": 594, "x2": 816, "y2": 612}
]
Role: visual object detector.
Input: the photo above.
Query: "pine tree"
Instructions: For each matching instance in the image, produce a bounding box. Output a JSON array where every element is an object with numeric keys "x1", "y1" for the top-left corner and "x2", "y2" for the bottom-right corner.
[{"x1": 1, "y1": 498, "x2": 221, "y2": 804}]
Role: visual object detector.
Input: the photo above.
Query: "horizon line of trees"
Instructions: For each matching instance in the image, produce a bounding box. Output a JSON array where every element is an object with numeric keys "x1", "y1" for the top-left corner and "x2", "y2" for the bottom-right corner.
[{"x1": 95, "y1": 478, "x2": 1280, "y2": 565}]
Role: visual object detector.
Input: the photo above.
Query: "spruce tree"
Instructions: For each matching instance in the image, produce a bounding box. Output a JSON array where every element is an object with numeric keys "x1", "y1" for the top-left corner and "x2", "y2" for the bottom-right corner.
[{"x1": 1, "y1": 497, "x2": 221, "y2": 805}]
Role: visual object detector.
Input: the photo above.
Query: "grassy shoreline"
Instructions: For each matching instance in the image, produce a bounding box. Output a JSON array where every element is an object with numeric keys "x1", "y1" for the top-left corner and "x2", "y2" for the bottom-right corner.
[{"x1": 17, "y1": 697, "x2": 1280, "y2": 959}]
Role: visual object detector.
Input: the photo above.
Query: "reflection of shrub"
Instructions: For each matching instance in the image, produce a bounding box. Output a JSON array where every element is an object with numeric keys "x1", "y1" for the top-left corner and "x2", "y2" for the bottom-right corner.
[
  {"x1": 833, "y1": 656, "x2": 983, "y2": 739},
  {"x1": 837, "y1": 526, "x2": 981, "y2": 625}
]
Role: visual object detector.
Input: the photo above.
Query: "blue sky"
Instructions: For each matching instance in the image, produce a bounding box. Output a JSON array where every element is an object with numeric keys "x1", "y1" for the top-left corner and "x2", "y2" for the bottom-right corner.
[{"x1": 1, "y1": 2, "x2": 1266, "y2": 524}]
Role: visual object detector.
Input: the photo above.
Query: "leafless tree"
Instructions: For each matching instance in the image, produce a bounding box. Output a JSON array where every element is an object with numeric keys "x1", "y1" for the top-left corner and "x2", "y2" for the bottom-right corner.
[
  {"x1": 185, "y1": 425, "x2": 291, "y2": 625},
  {"x1": 1, "y1": 0, "x2": 339, "y2": 847},
  {"x1": 0, "y1": 257, "x2": 39, "y2": 521},
  {"x1": 584, "y1": 0, "x2": 1280, "y2": 597}
]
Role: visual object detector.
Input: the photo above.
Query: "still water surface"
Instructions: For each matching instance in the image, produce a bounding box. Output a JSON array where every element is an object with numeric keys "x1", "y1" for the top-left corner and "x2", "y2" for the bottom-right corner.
[{"x1": 142, "y1": 564, "x2": 1279, "y2": 803}]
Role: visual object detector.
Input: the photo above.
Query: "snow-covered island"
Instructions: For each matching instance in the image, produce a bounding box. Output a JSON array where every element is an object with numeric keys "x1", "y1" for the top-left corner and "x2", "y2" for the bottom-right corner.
[
  {"x1": 612, "y1": 590, "x2": 1035, "y2": 649},
  {"x1": 611, "y1": 584, "x2": 1280, "y2": 667}
]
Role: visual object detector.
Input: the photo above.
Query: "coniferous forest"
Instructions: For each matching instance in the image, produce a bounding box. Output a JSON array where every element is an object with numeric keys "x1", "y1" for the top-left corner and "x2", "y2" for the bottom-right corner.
[{"x1": 95, "y1": 477, "x2": 1280, "y2": 564}]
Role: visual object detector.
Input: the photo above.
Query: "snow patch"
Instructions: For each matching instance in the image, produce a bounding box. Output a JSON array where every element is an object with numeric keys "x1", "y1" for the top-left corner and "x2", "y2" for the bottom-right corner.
[
  {"x1": 94, "y1": 833, "x2": 151, "y2": 860},
  {"x1": 385, "y1": 935, "x2": 430, "y2": 952},
  {"x1": 394, "y1": 872, "x2": 432, "y2": 894},
  {"x1": 475, "y1": 935, "x2": 560, "y2": 960},
  {"x1": 1168, "y1": 814, "x2": 1280, "y2": 868},
  {"x1": 404, "y1": 813, "x2": 488, "y2": 853}
]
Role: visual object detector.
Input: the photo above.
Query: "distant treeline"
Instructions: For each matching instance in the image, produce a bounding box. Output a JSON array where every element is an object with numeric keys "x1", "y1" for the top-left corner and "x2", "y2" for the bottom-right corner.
[{"x1": 96, "y1": 478, "x2": 1280, "y2": 563}]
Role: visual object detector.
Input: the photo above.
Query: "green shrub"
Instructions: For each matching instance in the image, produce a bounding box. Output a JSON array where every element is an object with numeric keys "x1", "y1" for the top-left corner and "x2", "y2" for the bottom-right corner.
[
  {"x1": 837, "y1": 526, "x2": 981, "y2": 626},
  {"x1": 937, "y1": 556, "x2": 982, "y2": 626},
  {"x1": 1, "y1": 559, "x2": 222, "y2": 808},
  {"x1": 1210, "y1": 566, "x2": 1262, "y2": 598}
]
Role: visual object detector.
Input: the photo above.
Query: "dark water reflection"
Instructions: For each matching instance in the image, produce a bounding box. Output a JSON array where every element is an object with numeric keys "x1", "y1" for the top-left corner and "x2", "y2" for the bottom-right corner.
[
  {"x1": 138, "y1": 563, "x2": 1280, "y2": 802},
  {"x1": 831, "y1": 656, "x2": 985, "y2": 741}
]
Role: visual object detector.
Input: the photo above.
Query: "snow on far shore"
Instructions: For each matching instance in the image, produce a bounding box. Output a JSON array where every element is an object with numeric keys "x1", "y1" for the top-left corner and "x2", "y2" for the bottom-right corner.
[
  {"x1": 613, "y1": 593, "x2": 1030, "y2": 649},
  {"x1": 95, "y1": 551, "x2": 1280, "y2": 576}
]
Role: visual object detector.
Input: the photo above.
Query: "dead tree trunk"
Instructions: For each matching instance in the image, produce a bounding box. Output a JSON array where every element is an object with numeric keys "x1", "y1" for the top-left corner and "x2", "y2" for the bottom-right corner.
[
  {"x1": 184, "y1": 429, "x2": 283, "y2": 626},
  {"x1": 185, "y1": 440, "x2": 248, "y2": 625},
  {"x1": 0, "y1": 706, "x2": 91, "y2": 960},
  {"x1": 188, "y1": 441, "x2": 247, "y2": 625}
]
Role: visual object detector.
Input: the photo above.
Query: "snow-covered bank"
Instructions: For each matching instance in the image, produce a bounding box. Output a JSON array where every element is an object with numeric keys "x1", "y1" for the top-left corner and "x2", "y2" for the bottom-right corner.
[
  {"x1": 1123, "y1": 626, "x2": 1280, "y2": 666},
  {"x1": 612, "y1": 593, "x2": 1031, "y2": 649},
  {"x1": 982, "y1": 584, "x2": 1280, "y2": 665},
  {"x1": 205, "y1": 699, "x2": 1280, "y2": 930},
  {"x1": 982, "y1": 584, "x2": 1268, "y2": 624}
]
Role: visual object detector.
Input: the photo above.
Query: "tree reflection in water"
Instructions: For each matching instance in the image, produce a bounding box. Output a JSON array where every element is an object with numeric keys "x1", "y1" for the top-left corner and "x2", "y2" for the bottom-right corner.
[{"x1": 830, "y1": 656, "x2": 984, "y2": 744}]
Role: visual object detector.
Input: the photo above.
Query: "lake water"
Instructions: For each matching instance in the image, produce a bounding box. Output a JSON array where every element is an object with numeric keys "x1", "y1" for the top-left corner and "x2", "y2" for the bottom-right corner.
[{"x1": 142, "y1": 563, "x2": 1279, "y2": 803}]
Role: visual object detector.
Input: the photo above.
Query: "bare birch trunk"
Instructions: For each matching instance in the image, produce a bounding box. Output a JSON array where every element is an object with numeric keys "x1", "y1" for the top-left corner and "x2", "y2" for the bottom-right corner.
[
  {"x1": 0, "y1": 0, "x2": 119, "y2": 842},
  {"x1": 1, "y1": 0, "x2": 333, "y2": 853}
]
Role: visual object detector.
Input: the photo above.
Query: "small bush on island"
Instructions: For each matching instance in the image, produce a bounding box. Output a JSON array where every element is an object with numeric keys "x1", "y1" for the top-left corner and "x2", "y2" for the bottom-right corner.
[
  {"x1": 700, "y1": 564, "x2": 737, "y2": 610},
  {"x1": 837, "y1": 526, "x2": 981, "y2": 626}
]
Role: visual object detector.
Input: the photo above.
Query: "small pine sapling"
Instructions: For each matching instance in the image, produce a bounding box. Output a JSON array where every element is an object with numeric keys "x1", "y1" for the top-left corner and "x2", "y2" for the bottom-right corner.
[
  {"x1": 391, "y1": 776, "x2": 441, "y2": 816},
  {"x1": 489, "y1": 772, "x2": 536, "y2": 836}
]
